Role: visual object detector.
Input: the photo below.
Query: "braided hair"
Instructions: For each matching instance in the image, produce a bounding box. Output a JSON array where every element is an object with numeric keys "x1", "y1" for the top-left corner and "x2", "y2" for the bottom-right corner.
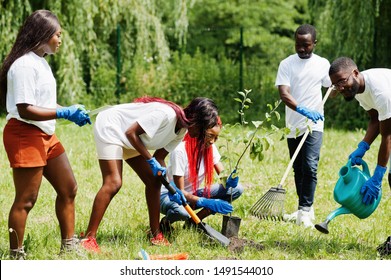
[{"x1": 0, "y1": 10, "x2": 60, "y2": 107}]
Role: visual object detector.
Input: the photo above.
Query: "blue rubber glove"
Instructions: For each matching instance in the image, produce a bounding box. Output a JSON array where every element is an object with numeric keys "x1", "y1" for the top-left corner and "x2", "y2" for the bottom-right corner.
[
  {"x1": 360, "y1": 165, "x2": 386, "y2": 205},
  {"x1": 296, "y1": 105, "x2": 324, "y2": 123},
  {"x1": 195, "y1": 197, "x2": 233, "y2": 214},
  {"x1": 146, "y1": 157, "x2": 166, "y2": 177},
  {"x1": 74, "y1": 116, "x2": 91, "y2": 127},
  {"x1": 168, "y1": 181, "x2": 187, "y2": 205},
  {"x1": 226, "y1": 169, "x2": 239, "y2": 189},
  {"x1": 56, "y1": 105, "x2": 91, "y2": 127},
  {"x1": 349, "y1": 141, "x2": 370, "y2": 166}
]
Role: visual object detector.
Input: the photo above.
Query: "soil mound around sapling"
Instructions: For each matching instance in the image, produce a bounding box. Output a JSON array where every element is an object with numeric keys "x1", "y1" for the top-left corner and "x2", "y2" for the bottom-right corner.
[{"x1": 228, "y1": 236, "x2": 264, "y2": 253}]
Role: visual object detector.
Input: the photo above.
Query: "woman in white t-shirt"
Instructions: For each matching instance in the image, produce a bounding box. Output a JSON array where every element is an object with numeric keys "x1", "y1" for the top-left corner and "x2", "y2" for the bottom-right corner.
[
  {"x1": 80, "y1": 96, "x2": 219, "y2": 251},
  {"x1": 159, "y1": 117, "x2": 243, "y2": 232},
  {"x1": 0, "y1": 10, "x2": 91, "y2": 259}
]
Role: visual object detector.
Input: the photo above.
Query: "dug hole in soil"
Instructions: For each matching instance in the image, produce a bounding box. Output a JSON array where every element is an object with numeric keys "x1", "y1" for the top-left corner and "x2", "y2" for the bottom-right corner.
[{"x1": 227, "y1": 236, "x2": 264, "y2": 254}]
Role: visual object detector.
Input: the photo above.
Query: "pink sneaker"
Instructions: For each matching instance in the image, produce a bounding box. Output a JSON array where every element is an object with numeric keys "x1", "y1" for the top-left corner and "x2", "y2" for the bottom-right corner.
[
  {"x1": 150, "y1": 232, "x2": 171, "y2": 246},
  {"x1": 80, "y1": 236, "x2": 101, "y2": 253}
]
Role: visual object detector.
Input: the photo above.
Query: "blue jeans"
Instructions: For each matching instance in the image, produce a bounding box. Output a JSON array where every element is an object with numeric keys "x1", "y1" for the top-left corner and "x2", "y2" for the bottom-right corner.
[
  {"x1": 287, "y1": 131, "x2": 323, "y2": 211},
  {"x1": 160, "y1": 183, "x2": 244, "y2": 223}
]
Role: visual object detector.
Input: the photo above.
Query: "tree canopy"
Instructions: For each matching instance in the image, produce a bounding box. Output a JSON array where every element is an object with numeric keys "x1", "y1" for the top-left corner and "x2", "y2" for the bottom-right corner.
[
  {"x1": 1, "y1": 0, "x2": 390, "y2": 128},
  {"x1": 309, "y1": 0, "x2": 391, "y2": 69}
]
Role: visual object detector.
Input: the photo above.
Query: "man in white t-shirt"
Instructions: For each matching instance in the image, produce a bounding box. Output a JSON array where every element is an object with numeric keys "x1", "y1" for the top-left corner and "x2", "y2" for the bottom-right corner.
[
  {"x1": 275, "y1": 24, "x2": 331, "y2": 228},
  {"x1": 329, "y1": 56, "x2": 391, "y2": 257}
]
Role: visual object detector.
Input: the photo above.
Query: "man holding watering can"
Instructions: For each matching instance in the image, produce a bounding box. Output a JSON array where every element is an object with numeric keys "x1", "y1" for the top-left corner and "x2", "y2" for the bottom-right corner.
[{"x1": 329, "y1": 56, "x2": 391, "y2": 258}]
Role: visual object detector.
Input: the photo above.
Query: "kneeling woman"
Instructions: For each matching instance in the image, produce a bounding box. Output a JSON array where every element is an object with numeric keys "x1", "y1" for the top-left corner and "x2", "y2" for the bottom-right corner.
[{"x1": 160, "y1": 117, "x2": 243, "y2": 231}]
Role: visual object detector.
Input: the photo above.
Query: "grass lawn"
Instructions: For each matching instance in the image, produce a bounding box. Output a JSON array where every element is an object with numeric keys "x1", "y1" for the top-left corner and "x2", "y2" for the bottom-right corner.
[{"x1": 0, "y1": 117, "x2": 390, "y2": 260}]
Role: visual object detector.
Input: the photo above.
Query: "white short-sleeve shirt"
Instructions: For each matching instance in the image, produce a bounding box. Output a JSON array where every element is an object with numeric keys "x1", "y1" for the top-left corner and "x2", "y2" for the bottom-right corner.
[
  {"x1": 6, "y1": 52, "x2": 57, "y2": 135},
  {"x1": 94, "y1": 102, "x2": 186, "y2": 151},
  {"x1": 275, "y1": 53, "x2": 331, "y2": 138},
  {"x1": 161, "y1": 142, "x2": 221, "y2": 194},
  {"x1": 355, "y1": 69, "x2": 391, "y2": 121}
]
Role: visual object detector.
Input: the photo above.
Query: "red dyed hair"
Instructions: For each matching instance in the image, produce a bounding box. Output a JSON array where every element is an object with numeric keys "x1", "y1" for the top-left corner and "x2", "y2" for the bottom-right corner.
[{"x1": 185, "y1": 116, "x2": 222, "y2": 197}]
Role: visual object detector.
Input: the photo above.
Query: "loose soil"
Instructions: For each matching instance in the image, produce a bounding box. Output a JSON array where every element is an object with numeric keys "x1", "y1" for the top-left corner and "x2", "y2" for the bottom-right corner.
[{"x1": 228, "y1": 236, "x2": 264, "y2": 254}]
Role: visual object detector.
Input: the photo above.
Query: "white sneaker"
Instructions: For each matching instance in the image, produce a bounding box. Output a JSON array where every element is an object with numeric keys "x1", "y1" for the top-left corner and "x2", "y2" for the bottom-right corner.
[
  {"x1": 9, "y1": 247, "x2": 27, "y2": 260},
  {"x1": 283, "y1": 207, "x2": 315, "y2": 222},
  {"x1": 308, "y1": 207, "x2": 315, "y2": 221},
  {"x1": 283, "y1": 211, "x2": 299, "y2": 222},
  {"x1": 296, "y1": 210, "x2": 314, "y2": 229}
]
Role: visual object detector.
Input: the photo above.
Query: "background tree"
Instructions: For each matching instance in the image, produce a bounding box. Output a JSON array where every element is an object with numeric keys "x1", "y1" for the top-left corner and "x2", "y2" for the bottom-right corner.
[
  {"x1": 0, "y1": 0, "x2": 179, "y2": 107},
  {"x1": 309, "y1": 0, "x2": 391, "y2": 69},
  {"x1": 2, "y1": 0, "x2": 391, "y2": 128},
  {"x1": 308, "y1": 0, "x2": 391, "y2": 129},
  {"x1": 161, "y1": 0, "x2": 309, "y2": 121}
]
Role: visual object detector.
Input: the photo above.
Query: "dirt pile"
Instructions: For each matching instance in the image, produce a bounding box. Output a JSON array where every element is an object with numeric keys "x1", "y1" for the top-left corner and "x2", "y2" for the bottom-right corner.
[{"x1": 228, "y1": 236, "x2": 264, "y2": 253}]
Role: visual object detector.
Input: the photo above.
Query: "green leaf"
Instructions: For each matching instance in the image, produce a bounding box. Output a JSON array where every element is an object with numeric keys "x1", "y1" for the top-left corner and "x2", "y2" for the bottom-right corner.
[
  {"x1": 256, "y1": 141, "x2": 263, "y2": 152},
  {"x1": 246, "y1": 130, "x2": 255, "y2": 138},
  {"x1": 252, "y1": 120, "x2": 263, "y2": 128},
  {"x1": 263, "y1": 138, "x2": 270, "y2": 151},
  {"x1": 238, "y1": 91, "x2": 246, "y2": 97},
  {"x1": 250, "y1": 149, "x2": 257, "y2": 160},
  {"x1": 220, "y1": 155, "x2": 229, "y2": 161},
  {"x1": 250, "y1": 142, "x2": 263, "y2": 161},
  {"x1": 258, "y1": 151, "x2": 264, "y2": 161},
  {"x1": 234, "y1": 98, "x2": 242, "y2": 103},
  {"x1": 264, "y1": 136, "x2": 274, "y2": 149},
  {"x1": 274, "y1": 111, "x2": 281, "y2": 120},
  {"x1": 271, "y1": 124, "x2": 279, "y2": 131}
]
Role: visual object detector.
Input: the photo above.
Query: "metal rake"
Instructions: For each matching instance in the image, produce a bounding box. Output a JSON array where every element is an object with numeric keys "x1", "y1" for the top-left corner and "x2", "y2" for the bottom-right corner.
[
  {"x1": 250, "y1": 86, "x2": 334, "y2": 221},
  {"x1": 249, "y1": 185, "x2": 286, "y2": 220}
]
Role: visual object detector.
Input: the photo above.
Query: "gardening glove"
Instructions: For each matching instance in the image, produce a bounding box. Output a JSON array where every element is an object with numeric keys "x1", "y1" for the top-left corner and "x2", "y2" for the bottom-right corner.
[
  {"x1": 349, "y1": 140, "x2": 370, "y2": 166},
  {"x1": 296, "y1": 104, "x2": 324, "y2": 123},
  {"x1": 147, "y1": 157, "x2": 166, "y2": 177},
  {"x1": 56, "y1": 104, "x2": 91, "y2": 127},
  {"x1": 168, "y1": 181, "x2": 187, "y2": 205},
  {"x1": 196, "y1": 197, "x2": 233, "y2": 214},
  {"x1": 360, "y1": 164, "x2": 386, "y2": 205},
  {"x1": 226, "y1": 169, "x2": 239, "y2": 189}
]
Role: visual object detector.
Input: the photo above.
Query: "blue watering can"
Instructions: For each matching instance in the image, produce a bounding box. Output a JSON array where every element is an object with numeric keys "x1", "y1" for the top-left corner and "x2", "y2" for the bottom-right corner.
[{"x1": 315, "y1": 159, "x2": 382, "y2": 234}]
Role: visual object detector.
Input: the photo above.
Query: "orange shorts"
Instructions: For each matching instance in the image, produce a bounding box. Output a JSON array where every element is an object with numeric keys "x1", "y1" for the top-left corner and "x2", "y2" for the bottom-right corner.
[{"x1": 3, "y1": 118, "x2": 65, "y2": 168}]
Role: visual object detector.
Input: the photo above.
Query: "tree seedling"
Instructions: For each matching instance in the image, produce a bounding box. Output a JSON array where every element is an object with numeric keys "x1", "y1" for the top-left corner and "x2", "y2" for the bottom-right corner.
[{"x1": 219, "y1": 89, "x2": 288, "y2": 178}]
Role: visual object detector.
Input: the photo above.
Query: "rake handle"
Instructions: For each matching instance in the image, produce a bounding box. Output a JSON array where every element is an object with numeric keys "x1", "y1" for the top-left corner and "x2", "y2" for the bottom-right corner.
[{"x1": 278, "y1": 86, "x2": 334, "y2": 188}]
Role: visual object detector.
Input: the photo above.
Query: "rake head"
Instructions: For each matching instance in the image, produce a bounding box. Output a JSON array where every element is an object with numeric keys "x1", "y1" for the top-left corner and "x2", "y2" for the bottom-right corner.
[{"x1": 250, "y1": 187, "x2": 286, "y2": 221}]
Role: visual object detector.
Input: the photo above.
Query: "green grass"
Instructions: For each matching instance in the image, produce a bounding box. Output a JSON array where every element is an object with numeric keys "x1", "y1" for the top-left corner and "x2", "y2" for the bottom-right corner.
[{"x1": 0, "y1": 117, "x2": 390, "y2": 260}]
